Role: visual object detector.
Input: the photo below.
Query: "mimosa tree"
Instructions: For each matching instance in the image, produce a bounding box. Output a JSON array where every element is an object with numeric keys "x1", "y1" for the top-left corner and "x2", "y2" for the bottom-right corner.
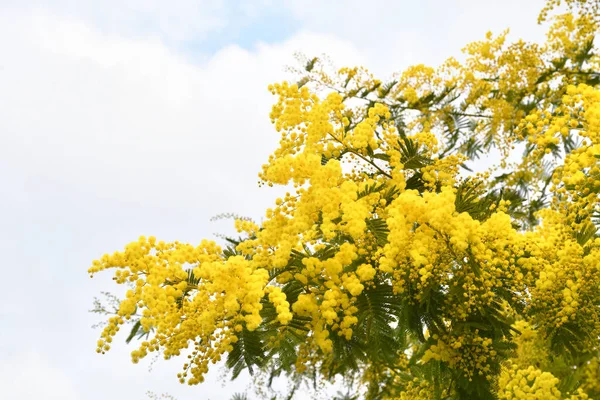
[{"x1": 89, "y1": 1, "x2": 600, "y2": 398}]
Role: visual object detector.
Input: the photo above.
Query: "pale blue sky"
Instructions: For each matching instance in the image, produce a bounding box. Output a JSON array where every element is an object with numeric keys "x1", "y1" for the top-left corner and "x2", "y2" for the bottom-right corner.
[
  {"x1": 182, "y1": 4, "x2": 298, "y2": 52},
  {"x1": 0, "y1": 1, "x2": 546, "y2": 399}
]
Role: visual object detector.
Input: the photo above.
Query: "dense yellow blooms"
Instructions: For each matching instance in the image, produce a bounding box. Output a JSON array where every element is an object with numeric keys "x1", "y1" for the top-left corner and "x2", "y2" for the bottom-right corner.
[
  {"x1": 498, "y1": 365, "x2": 563, "y2": 399},
  {"x1": 90, "y1": 1, "x2": 600, "y2": 398},
  {"x1": 497, "y1": 364, "x2": 590, "y2": 400}
]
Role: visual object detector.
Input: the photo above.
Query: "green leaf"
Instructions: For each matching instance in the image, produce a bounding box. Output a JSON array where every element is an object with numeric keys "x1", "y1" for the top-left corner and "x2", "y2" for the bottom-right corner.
[
  {"x1": 357, "y1": 182, "x2": 387, "y2": 199},
  {"x1": 305, "y1": 57, "x2": 318, "y2": 72},
  {"x1": 372, "y1": 153, "x2": 391, "y2": 162},
  {"x1": 454, "y1": 179, "x2": 491, "y2": 221},
  {"x1": 226, "y1": 326, "x2": 266, "y2": 379},
  {"x1": 576, "y1": 222, "x2": 597, "y2": 246},
  {"x1": 398, "y1": 137, "x2": 430, "y2": 169},
  {"x1": 458, "y1": 136, "x2": 484, "y2": 160},
  {"x1": 366, "y1": 218, "x2": 389, "y2": 246},
  {"x1": 378, "y1": 80, "x2": 398, "y2": 98},
  {"x1": 126, "y1": 320, "x2": 141, "y2": 344},
  {"x1": 125, "y1": 319, "x2": 152, "y2": 344},
  {"x1": 404, "y1": 172, "x2": 427, "y2": 192}
]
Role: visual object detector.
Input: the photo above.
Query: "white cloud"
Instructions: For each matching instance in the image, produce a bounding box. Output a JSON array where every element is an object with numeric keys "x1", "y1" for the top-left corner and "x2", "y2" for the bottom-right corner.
[
  {"x1": 4, "y1": 0, "x2": 228, "y2": 41},
  {"x1": 0, "y1": 351, "x2": 78, "y2": 400},
  {"x1": 0, "y1": 10, "x2": 362, "y2": 211}
]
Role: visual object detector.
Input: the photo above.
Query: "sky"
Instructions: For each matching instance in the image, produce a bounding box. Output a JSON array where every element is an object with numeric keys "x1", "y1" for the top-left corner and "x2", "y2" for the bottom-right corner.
[{"x1": 0, "y1": 0, "x2": 548, "y2": 399}]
